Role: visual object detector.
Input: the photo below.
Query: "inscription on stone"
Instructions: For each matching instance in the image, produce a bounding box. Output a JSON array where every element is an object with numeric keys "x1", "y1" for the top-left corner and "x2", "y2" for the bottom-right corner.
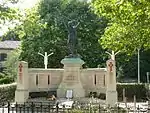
[
  {"x1": 18, "y1": 63, "x2": 23, "y2": 83},
  {"x1": 66, "y1": 74, "x2": 75, "y2": 81}
]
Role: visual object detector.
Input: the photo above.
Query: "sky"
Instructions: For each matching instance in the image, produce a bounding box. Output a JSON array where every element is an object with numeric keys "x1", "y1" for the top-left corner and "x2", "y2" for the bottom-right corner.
[
  {"x1": 0, "y1": 0, "x2": 39, "y2": 36},
  {"x1": 8, "y1": 0, "x2": 39, "y2": 9},
  {"x1": 0, "y1": 0, "x2": 91, "y2": 36}
]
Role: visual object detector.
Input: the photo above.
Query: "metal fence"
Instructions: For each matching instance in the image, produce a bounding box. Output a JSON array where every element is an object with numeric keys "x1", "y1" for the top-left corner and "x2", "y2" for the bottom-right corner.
[{"x1": 0, "y1": 101, "x2": 149, "y2": 113}]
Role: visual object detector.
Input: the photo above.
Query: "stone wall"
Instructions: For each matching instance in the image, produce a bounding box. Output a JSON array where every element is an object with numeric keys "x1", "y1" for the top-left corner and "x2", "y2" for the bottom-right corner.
[
  {"x1": 81, "y1": 68, "x2": 106, "y2": 96},
  {"x1": 15, "y1": 59, "x2": 117, "y2": 106},
  {"x1": 28, "y1": 68, "x2": 63, "y2": 92},
  {"x1": 27, "y1": 68, "x2": 106, "y2": 95}
]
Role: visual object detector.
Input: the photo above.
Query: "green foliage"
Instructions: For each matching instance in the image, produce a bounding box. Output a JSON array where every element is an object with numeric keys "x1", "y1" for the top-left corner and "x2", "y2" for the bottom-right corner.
[
  {"x1": 70, "y1": 109, "x2": 83, "y2": 113},
  {"x1": 0, "y1": 73, "x2": 5, "y2": 79},
  {"x1": 0, "y1": 83, "x2": 16, "y2": 104},
  {"x1": 117, "y1": 83, "x2": 147, "y2": 102},
  {"x1": 18, "y1": 0, "x2": 108, "y2": 68},
  {"x1": 92, "y1": 0, "x2": 150, "y2": 53},
  {"x1": 1, "y1": 30, "x2": 20, "y2": 40},
  {"x1": 0, "y1": 0, "x2": 20, "y2": 26},
  {"x1": 0, "y1": 76, "x2": 14, "y2": 84},
  {"x1": 116, "y1": 49, "x2": 150, "y2": 82},
  {"x1": 3, "y1": 48, "x2": 21, "y2": 80}
]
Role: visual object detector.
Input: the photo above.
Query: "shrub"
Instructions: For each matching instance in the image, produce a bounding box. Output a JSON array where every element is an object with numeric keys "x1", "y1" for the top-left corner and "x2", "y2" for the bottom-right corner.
[
  {"x1": 117, "y1": 83, "x2": 148, "y2": 102},
  {"x1": 3, "y1": 49, "x2": 21, "y2": 80},
  {"x1": 0, "y1": 76, "x2": 14, "y2": 84},
  {"x1": 0, "y1": 83, "x2": 17, "y2": 104},
  {"x1": 0, "y1": 73, "x2": 5, "y2": 79}
]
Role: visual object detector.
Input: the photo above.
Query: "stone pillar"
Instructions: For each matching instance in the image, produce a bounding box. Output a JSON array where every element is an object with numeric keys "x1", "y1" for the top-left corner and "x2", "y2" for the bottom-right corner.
[
  {"x1": 106, "y1": 59, "x2": 117, "y2": 106},
  {"x1": 15, "y1": 61, "x2": 29, "y2": 103},
  {"x1": 57, "y1": 58, "x2": 85, "y2": 98}
]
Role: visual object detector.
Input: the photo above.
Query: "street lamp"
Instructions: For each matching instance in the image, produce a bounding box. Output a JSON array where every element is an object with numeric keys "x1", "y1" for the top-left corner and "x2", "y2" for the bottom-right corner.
[
  {"x1": 147, "y1": 72, "x2": 150, "y2": 84},
  {"x1": 138, "y1": 49, "x2": 140, "y2": 84}
]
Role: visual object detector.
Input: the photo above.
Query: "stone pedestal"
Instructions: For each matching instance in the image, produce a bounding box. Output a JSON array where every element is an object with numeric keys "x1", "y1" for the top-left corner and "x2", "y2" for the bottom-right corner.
[
  {"x1": 15, "y1": 90, "x2": 29, "y2": 103},
  {"x1": 57, "y1": 58, "x2": 85, "y2": 98},
  {"x1": 106, "y1": 59, "x2": 117, "y2": 106},
  {"x1": 106, "y1": 90, "x2": 117, "y2": 106},
  {"x1": 15, "y1": 61, "x2": 29, "y2": 104}
]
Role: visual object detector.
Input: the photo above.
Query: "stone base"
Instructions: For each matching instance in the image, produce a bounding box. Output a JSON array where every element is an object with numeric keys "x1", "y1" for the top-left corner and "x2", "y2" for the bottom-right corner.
[
  {"x1": 57, "y1": 83, "x2": 85, "y2": 98},
  {"x1": 57, "y1": 57, "x2": 85, "y2": 98},
  {"x1": 15, "y1": 89, "x2": 29, "y2": 104},
  {"x1": 106, "y1": 90, "x2": 117, "y2": 107}
]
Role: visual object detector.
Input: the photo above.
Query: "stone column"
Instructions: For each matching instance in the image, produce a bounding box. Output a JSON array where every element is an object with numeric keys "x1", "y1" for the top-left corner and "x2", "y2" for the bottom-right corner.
[
  {"x1": 57, "y1": 58, "x2": 85, "y2": 98},
  {"x1": 15, "y1": 61, "x2": 29, "y2": 103},
  {"x1": 106, "y1": 59, "x2": 117, "y2": 106}
]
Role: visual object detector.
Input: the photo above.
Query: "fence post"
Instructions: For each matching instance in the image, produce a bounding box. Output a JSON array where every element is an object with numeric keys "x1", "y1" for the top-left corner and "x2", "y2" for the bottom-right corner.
[
  {"x1": 99, "y1": 104, "x2": 101, "y2": 113},
  {"x1": 2, "y1": 103, "x2": 4, "y2": 113},
  {"x1": 40, "y1": 102, "x2": 42, "y2": 113},
  {"x1": 134, "y1": 95, "x2": 136, "y2": 113},
  {"x1": 137, "y1": 105, "x2": 140, "y2": 113},
  {"x1": 117, "y1": 103, "x2": 119, "y2": 113},
  {"x1": 7, "y1": 102, "x2": 10, "y2": 113},
  {"x1": 148, "y1": 100, "x2": 150, "y2": 113},
  {"x1": 56, "y1": 102, "x2": 59, "y2": 113},
  {"x1": 90, "y1": 103, "x2": 92, "y2": 113},
  {"x1": 63, "y1": 104, "x2": 65, "y2": 113},
  {"x1": 48, "y1": 102, "x2": 50, "y2": 113},
  {"x1": 23, "y1": 102, "x2": 25, "y2": 112},
  {"x1": 15, "y1": 102, "x2": 18, "y2": 112},
  {"x1": 31, "y1": 102, "x2": 34, "y2": 113}
]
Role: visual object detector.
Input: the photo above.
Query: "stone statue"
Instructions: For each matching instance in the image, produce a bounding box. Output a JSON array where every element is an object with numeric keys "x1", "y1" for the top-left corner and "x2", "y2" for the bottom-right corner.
[{"x1": 66, "y1": 20, "x2": 79, "y2": 58}]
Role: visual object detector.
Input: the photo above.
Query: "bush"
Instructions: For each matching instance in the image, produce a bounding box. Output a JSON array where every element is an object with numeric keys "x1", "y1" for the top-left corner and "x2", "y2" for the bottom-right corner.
[
  {"x1": 3, "y1": 49, "x2": 20, "y2": 80},
  {"x1": 0, "y1": 73, "x2": 5, "y2": 79},
  {"x1": 0, "y1": 83, "x2": 16, "y2": 104},
  {"x1": 117, "y1": 83, "x2": 148, "y2": 102},
  {"x1": 0, "y1": 76, "x2": 14, "y2": 84}
]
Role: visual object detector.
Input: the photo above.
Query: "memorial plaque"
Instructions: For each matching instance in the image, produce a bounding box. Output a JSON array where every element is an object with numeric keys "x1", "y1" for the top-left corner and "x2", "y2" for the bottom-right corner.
[
  {"x1": 38, "y1": 74, "x2": 48, "y2": 88},
  {"x1": 66, "y1": 90, "x2": 73, "y2": 99}
]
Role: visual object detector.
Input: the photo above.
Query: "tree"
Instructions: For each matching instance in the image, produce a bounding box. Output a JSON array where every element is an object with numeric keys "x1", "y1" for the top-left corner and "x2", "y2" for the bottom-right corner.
[
  {"x1": 18, "y1": 0, "x2": 108, "y2": 68},
  {"x1": 3, "y1": 49, "x2": 21, "y2": 77},
  {"x1": 0, "y1": 48, "x2": 21, "y2": 83},
  {"x1": 116, "y1": 49, "x2": 150, "y2": 82},
  {"x1": 0, "y1": 0, "x2": 19, "y2": 26},
  {"x1": 92, "y1": 0, "x2": 150, "y2": 54}
]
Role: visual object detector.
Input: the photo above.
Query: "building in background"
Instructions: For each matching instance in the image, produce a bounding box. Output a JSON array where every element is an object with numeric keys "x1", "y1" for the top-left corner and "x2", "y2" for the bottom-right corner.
[{"x1": 0, "y1": 41, "x2": 21, "y2": 72}]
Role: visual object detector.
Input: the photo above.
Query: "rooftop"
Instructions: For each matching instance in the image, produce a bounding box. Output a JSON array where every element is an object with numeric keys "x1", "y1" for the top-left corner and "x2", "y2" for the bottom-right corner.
[{"x1": 0, "y1": 41, "x2": 21, "y2": 49}]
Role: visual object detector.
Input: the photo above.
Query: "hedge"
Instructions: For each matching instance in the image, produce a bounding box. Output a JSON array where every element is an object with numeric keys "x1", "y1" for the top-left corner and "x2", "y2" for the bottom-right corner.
[
  {"x1": 0, "y1": 76, "x2": 14, "y2": 84},
  {"x1": 0, "y1": 82, "x2": 148, "y2": 104},
  {"x1": 0, "y1": 83, "x2": 17, "y2": 104},
  {"x1": 117, "y1": 83, "x2": 148, "y2": 102}
]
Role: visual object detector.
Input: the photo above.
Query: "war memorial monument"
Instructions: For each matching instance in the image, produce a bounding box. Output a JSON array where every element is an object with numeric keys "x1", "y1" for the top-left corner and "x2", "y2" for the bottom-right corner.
[{"x1": 15, "y1": 20, "x2": 117, "y2": 106}]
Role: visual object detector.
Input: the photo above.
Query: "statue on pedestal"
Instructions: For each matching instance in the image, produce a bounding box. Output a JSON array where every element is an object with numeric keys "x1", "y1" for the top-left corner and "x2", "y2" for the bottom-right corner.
[{"x1": 66, "y1": 20, "x2": 80, "y2": 58}]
